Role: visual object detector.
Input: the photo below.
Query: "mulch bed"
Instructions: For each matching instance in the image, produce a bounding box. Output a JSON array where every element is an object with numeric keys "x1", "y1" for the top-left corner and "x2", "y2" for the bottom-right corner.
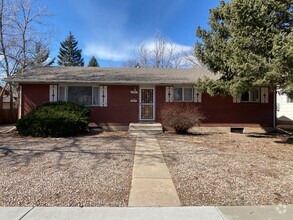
[
  {"x1": 0, "y1": 131, "x2": 136, "y2": 206},
  {"x1": 158, "y1": 132, "x2": 293, "y2": 206}
]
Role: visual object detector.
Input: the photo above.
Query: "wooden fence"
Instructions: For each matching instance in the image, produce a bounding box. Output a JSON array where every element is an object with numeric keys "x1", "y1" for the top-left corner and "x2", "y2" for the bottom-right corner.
[{"x1": 0, "y1": 109, "x2": 18, "y2": 124}]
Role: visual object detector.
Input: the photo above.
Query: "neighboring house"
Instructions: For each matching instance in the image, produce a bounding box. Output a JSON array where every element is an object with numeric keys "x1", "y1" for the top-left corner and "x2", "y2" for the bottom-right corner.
[
  {"x1": 4, "y1": 67, "x2": 274, "y2": 131},
  {"x1": 277, "y1": 93, "x2": 293, "y2": 121},
  {"x1": 0, "y1": 86, "x2": 18, "y2": 124},
  {"x1": 0, "y1": 86, "x2": 17, "y2": 109}
]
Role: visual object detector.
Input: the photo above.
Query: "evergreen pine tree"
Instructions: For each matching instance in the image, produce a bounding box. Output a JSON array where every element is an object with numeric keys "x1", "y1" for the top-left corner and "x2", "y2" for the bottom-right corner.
[
  {"x1": 88, "y1": 56, "x2": 99, "y2": 67},
  {"x1": 57, "y1": 32, "x2": 84, "y2": 66},
  {"x1": 195, "y1": 0, "x2": 293, "y2": 95}
]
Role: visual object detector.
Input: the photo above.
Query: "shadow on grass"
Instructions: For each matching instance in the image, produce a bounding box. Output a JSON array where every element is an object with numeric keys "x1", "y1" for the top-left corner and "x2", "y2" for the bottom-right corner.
[
  {"x1": 161, "y1": 131, "x2": 213, "y2": 137},
  {"x1": 245, "y1": 132, "x2": 292, "y2": 145},
  {"x1": 275, "y1": 138, "x2": 293, "y2": 145},
  {"x1": 246, "y1": 132, "x2": 286, "y2": 139},
  {"x1": 0, "y1": 133, "x2": 136, "y2": 170},
  {"x1": 0, "y1": 147, "x2": 14, "y2": 156}
]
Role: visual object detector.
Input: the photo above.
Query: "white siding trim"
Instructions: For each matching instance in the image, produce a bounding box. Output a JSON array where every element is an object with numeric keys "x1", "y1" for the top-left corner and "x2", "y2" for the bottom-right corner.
[
  {"x1": 165, "y1": 86, "x2": 174, "y2": 102},
  {"x1": 261, "y1": 87, "x2": 269, "y2": 103},
  {"x1": 233, "y1": 95, "x2": 241, "y2": 103},
  {"x1": 99, "y1": 86, "x2": 107, "y2": 107},
  {"x1": 49, "y1": 85, "x2": 58, "y2": 102},
  {"x1": 193, "y1": 91, "x2": 202, "y2": 103},
  {"x1": 277, "y1": 92, "x2": 293, "y2": 120}
]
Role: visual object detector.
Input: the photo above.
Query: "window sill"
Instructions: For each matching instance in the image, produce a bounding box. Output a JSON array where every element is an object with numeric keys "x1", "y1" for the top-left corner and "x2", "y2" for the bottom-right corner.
[{"x1": 173, "y1": 100, "x2": 194, "y2": 102}]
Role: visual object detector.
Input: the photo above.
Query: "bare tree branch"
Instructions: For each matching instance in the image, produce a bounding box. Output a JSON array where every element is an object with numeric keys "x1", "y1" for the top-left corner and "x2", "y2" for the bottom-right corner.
[
  {"x1": 124, "y1": 31, "x2": 198, "y2": 69},
  {"x1": 0, "y1": 0, "x2": 53, "y2": 119}
]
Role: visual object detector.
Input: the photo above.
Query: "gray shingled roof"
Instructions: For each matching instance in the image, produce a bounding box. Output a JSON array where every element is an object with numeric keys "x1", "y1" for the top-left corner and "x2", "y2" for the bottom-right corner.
[{"x1": 4, "y1": 67, "x2": 219, "y2": 85}]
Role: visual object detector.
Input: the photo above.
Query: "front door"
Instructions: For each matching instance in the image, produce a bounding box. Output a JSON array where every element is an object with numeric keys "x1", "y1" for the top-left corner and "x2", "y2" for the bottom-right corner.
[{"x1": 140, "y1": 87, "x2": 155, "y2": 120}]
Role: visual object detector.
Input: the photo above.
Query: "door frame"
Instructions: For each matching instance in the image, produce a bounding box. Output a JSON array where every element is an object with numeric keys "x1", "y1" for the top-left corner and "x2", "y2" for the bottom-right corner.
[{"x1": 139, "y1": 86, "x2": 155, "y2": 121}]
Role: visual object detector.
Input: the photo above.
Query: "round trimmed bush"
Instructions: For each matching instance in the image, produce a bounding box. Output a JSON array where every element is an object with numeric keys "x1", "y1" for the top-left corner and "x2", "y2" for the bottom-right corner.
[{"x1": 16, "y1": 102, "x2": 91, "y2": 137}]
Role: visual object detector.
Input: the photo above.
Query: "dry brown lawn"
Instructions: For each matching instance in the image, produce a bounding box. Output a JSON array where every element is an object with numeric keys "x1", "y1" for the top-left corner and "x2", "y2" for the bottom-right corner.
[
  {"x1": 0, "y1": 132, "x2": 136, "y2": 207},
  {"x1": 158, "y1": 132, "x2": 293, "y2": 206}
]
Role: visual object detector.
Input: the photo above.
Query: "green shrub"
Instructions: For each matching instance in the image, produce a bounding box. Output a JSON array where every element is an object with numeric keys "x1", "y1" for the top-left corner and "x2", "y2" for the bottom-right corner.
[
  {"x1": 160, "y1": 103, "x2": 205, "y2": 134},
  {"x1": 16, "y1": 102, "x2": 91, "y2": 137}
]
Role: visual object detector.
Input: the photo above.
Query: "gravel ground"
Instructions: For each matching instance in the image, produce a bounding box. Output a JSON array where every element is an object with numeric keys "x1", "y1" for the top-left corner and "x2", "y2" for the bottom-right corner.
[
  {"x1": 0, "y1": 132, "x2": 136, "y2": 206},
  {"x1": 158, "y1": 132, "x2": 293, "y2": 206}
]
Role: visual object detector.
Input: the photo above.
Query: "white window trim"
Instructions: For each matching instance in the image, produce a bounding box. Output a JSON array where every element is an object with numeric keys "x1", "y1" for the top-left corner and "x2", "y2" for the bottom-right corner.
[
  {"x1": 173, "y1": 86, "x2": 194, "y2": 102},
  {"x1": 58, "y1": 84, "x2": 101, "y2": 107}
]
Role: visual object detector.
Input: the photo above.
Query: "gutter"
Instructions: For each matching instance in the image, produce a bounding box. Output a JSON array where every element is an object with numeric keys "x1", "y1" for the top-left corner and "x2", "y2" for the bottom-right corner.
[
  {"x1": 273, "y1": 89, "x2": 276, "y2": 128},
  {"x1": 2, "y1": 79, "x2": 197, "y2": 86}
]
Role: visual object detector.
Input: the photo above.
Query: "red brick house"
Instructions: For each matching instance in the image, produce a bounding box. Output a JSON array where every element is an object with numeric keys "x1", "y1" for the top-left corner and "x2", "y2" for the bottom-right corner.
[{"x1": 5, "y1": 67, "x2": 275, "y2": 131}]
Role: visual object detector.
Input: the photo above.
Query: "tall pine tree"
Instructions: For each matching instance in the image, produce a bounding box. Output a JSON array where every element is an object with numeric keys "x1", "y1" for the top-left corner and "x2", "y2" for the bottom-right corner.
[
  {"x1": 88, "y1": 56, "x2": 99, "y2": 67},
  {"x1": 57, "y1": 32, "x2": 84, "y2": 66},
  {"x1": 195, "y1": 0, "x2": 293, "y2": 96}
]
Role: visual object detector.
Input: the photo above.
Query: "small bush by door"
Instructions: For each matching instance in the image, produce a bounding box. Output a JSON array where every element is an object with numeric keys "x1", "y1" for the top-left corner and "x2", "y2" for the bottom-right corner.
[{"x1": 160, "y1": 103, "x2": 205, "y2": 134}]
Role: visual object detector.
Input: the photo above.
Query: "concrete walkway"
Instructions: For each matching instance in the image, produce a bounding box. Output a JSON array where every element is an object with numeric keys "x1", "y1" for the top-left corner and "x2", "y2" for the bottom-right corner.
[
  {"x1": 1, "y1": 205, "x2": 292, "y2": 220},
  {"x1": 0, "y1": 124, "x2": 15, "y2": 133},
  {"x1": 128, "y1": 134, "x2": 181, "y2": 207}
]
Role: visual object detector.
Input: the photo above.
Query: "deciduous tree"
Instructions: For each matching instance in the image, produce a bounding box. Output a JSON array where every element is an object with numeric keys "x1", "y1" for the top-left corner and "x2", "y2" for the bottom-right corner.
[
  {"x1": 0, "y1": 0, "x2": 52, "y2": 117},
  {"x1": 125, "y1": 31, "x2": 197, "y2": 68}
]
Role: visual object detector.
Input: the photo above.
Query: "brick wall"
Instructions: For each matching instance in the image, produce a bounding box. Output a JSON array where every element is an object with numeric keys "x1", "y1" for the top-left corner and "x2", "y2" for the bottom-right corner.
[
  {"x1": 20, "y1": 84, "x2": 274, "y2": 127},
  {"x1": 156, "y1": 86, "x2": 274, "y2": 127},
  {"x1": 22, "y1": 84, "x2": 49, "y2": 116},
  {"x1": 90, "y1": 85, "x2": 139, "y2": 126}
]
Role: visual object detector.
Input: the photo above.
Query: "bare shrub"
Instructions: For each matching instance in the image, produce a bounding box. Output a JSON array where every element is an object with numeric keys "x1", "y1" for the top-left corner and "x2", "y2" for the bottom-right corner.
[{"x1": 160, "y1": 103, "x2": 205, "y2": 134}]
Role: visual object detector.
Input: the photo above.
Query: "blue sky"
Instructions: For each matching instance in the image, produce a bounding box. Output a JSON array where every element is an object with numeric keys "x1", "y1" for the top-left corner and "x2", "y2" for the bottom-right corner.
[{"x1": 41, "y1": 0, "x2": 220, "y2": 67}]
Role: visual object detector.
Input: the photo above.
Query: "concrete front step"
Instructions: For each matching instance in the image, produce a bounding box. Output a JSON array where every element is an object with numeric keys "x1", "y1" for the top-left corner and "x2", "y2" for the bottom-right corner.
[{"x1": 129, "y1": 123, "x2": 163, "y2": 135}]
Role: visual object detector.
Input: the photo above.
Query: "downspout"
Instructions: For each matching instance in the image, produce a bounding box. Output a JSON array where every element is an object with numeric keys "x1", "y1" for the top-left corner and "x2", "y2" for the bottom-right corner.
[
  {"x1": 273, "y1": 89, "x2": 276, "y2": 129},
  {"x1": 18, "y1": 85, "x2": 22, "y2": 119}
]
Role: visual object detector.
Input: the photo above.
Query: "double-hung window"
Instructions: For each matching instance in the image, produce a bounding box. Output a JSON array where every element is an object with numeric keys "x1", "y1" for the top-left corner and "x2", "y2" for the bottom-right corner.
[
  {"x1": 241, "y1": 88, "x2": 260, "y2": 102},
  {"x1": 174, "y1": 87, "x2": 193, "y2": 102}
]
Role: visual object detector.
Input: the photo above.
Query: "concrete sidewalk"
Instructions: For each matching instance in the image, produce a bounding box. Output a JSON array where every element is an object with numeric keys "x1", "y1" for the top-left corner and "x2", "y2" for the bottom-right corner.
[
  {"x1": 128, "y1": 134, "x2": 181, "y2": 206},
  {"x1": 0, "y1": 205, "x2": 292, "y2": 220}
]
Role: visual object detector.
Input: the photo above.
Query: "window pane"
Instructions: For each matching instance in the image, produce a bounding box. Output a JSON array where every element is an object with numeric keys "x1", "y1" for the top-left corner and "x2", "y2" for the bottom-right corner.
[
  {"x1": 241, "y1": 92, "x2": 249, "y2": 102},
  {"x1": 174, "y1": 88, "x2": 183, "y2": 101},
  {"x1": 184, "y1": 88, "x2": 193, "y2": 101},
  {"x1": 59, "y1": 86, "x2": 65, "y2": 101},
  {"x1": 251, "y1": 88, "x2": 259, "y2": 102},
  {"x1": 68, "y1": 86, "x2": 92, "y2": 105},
  {"x1": 287, "y1": 93, "x2": 293, "y2": 103},
  {"x1": 93, "y1": 87, "x2": 99, "y2": 105},
  {"x1": 141, "y1": 89, "x2": 153, "y2": 103}
]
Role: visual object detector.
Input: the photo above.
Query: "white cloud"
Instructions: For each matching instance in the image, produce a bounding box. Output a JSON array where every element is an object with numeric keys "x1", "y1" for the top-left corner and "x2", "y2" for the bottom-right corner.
[
  {"x1": 141, "y1": 40, "x2": 193, "y2": 54},
  {"x1": 84, "y1": 42, "x2": 136, "y2": 61},
  {"x1": 84, "y1": 38, "x2": 193, "y2": 62},
  {"x1": 69, "y1": 0, "x2": 194, "y2": 64}
]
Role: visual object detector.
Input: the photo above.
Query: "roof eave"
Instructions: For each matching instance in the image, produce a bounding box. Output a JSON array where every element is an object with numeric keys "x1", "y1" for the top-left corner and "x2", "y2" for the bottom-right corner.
[{"x1": 4, "y1": 79, "x2": 197, "y2": 85}]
